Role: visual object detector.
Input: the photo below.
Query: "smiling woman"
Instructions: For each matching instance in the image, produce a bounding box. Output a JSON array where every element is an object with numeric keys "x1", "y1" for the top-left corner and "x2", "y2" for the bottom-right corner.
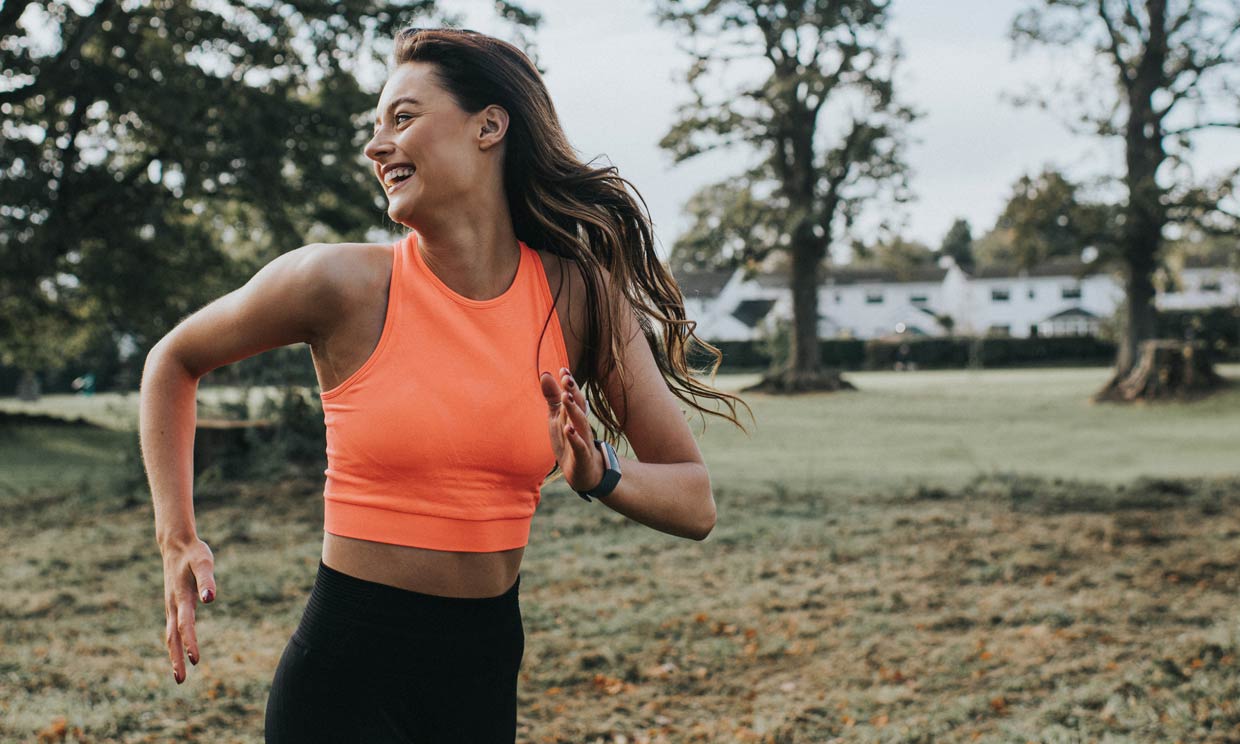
[{"x1": 139, "y1": 25, "x2": 754, "y2": 743}]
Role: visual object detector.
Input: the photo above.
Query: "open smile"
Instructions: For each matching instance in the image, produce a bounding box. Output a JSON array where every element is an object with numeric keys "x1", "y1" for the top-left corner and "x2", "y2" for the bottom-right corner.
[{"x1": 386, "y1": 173, "x2": 415, "y2": 195}]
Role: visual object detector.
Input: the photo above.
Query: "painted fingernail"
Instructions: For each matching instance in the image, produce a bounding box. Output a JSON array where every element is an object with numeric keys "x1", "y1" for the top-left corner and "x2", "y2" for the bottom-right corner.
[
  {"x1": 189, "y1": 652, "x2": 197, "y2": 665},
  {"x1": 201, "y1": 588, "x2": 213, "y2": 602},
  {"x1": 173, "y1": 669, "x2": 181, "y2": 683}
]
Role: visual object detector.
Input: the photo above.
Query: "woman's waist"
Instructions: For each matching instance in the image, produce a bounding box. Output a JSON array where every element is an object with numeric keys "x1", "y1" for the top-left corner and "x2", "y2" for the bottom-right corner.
[{"x1": 322, "y1": 531, "x2": 524, "y2": 599}]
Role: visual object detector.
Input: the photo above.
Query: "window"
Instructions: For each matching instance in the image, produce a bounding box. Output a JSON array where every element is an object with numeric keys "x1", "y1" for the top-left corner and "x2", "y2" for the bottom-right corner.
[
  {"x1": 865, "y1": 291, "x2": 883, "y2": 304},
  {"x1": 1061, "y1": 286, "x2": 1082, "y2": 299},
  {"x1": 1202, "y1": 280, "x2": 1222, "y2": 292},
  {"x1": 910, "y1": 294, "x2": 928, "y2": 304},
  {"x1": 987, "y1": 324, "x2": 1011, "y2": 336},
  {"x1": 834, "y1": 291, "x2": 842, "y2": 303},
  {"x1": 991, "y1": 288, "x2": 1010, "y2": 302},
  {"x1": 1028, "y1": 288, "x2": 1036, "y2": 300}
]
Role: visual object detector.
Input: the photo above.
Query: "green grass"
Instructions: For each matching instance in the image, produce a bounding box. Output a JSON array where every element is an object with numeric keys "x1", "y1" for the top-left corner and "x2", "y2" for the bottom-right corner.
[
  {"x1": 2, "y1": 364, "x2": 1239, "y2": 742},
  {"x1": 692, "y1": 363, "x2": 1240, "y2": 496}
]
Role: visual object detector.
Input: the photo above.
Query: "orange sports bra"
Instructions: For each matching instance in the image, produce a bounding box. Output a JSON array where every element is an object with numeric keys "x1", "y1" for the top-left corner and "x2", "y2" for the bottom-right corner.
[{"x1": 318, "y1": 230, "x2": 571, "y2": 552}]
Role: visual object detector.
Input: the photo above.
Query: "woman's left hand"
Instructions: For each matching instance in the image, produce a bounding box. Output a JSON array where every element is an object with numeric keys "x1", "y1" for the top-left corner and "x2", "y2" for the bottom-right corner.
[{"x1": 540, "y1": 367, "x2": 605, "y2": 493}]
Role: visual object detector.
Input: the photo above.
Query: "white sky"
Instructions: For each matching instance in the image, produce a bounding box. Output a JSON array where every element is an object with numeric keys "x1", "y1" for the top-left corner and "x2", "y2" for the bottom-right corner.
[{"x1": 446, "y1": 0, "x2": 1236, "y2": 262}]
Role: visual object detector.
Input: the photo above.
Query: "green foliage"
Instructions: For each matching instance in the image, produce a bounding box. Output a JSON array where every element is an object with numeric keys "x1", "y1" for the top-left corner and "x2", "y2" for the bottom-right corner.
[
  {"x1": 0, "y1": 1, "x2": 538, "y2": 370},
  {"x1": 1157, "y1": 306, "x2": 1240, "y2": 362},
  {"x1": 993, "y1": 168, "x2": 1120, "y2": 269},
  {"x1": 850, "y1": 235, "x2": 937, "y2": 274},
  {"x1": 939, "y1": 218, "x2": 975, "y2": 273},
  {"x1": 193, "y1": 386, "x2": 327, "y2": 484},
  {"x1": 698, "y1": 333, "x2": 1133, "y2": 371},
  {"x1": 758, "y1": 315, "x2": 793, "y2": 372},
  {"x1": 245, "y1": 386, "x2": 327, "y2": 480}
]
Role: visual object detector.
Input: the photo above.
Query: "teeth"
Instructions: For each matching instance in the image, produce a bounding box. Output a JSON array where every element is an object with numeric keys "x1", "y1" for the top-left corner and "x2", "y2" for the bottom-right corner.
[{"x1": 384, "y1": 166, "x2": 415, "y2": 187}]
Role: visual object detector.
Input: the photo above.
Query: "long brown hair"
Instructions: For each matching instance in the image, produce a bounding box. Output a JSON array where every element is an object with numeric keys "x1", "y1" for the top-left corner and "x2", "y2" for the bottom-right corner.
[{"x1": 392, "y1": 27, "x2": 753, "y2": 481}]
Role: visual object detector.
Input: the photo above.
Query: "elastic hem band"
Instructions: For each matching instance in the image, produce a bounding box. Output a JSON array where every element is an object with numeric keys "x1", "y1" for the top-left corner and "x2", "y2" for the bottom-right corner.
[{"x1": 324, "y1": 498, "x2": 532, "y2": 552}]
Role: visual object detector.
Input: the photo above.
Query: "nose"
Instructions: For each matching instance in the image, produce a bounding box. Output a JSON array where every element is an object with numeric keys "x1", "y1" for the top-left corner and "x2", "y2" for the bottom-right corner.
[{"x1": 364, "y1": 130, "x2": 393, "y2": 163}]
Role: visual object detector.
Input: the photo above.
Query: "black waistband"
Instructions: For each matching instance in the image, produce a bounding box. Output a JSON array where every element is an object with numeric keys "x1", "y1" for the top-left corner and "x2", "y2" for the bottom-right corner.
[{"x1": 292, "y1": 560, "x2": 522, "y2": 666}]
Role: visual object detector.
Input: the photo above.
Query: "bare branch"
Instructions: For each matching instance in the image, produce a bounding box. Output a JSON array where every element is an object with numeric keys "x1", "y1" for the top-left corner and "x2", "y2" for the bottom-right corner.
[
  {"x1": 1164, "y1": 120, "x2": 1240, "y2": 136},
  {"x1": 1097, "y1": 0, "x2": 1135, "y2": 89}
]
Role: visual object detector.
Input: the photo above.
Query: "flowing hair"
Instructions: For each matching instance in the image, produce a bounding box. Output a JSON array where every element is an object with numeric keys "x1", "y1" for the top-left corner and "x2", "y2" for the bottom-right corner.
[{"x1": 391, "y1": 27, "x2": 753, "y2": 482}]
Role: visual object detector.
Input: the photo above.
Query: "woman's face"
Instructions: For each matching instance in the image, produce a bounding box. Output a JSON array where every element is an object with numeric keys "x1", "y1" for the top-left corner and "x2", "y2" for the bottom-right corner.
[{"x1": 363, "y1": 61, "x2": 505, "y2": 227}]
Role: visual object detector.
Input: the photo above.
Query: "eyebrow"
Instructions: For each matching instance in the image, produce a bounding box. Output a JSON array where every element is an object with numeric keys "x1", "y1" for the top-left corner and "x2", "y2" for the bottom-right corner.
[{"x1": 374, "y1": 96, "x2": 423, "y2": 129}]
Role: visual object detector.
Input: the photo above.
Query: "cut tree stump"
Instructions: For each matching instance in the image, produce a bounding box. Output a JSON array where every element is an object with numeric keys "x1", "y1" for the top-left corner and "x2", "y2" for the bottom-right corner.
[
  {"x1": 1093, "y1": 339, "x2": 1228, "y2": 403},
  {"x1": 739, "y1": 366, "x2": 857, "y2": 394}
]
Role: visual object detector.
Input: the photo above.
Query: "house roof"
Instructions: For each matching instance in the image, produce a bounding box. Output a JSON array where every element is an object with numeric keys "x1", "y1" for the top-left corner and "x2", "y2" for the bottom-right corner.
[
  {"x1": 970, "y1": 256, "x2": 1103, "y2": 280},
  {"x1": 730, "y1": 298, "x2": 777, "y2": 328},
  {"x1": 673, "y1": 268, "x2": 734, "y2": 298},
  {"x1": 1042, "y1": 306, "x2": 1099, "y2": 321},
  {"x1": 753, "y1": 264, "x2": 948, "y2": 288}
]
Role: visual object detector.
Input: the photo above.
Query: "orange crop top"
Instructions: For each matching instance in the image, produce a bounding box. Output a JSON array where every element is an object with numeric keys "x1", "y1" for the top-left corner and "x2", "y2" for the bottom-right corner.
[{"x1": 319, "y1": 230, "x2": 571, "y2": 552}]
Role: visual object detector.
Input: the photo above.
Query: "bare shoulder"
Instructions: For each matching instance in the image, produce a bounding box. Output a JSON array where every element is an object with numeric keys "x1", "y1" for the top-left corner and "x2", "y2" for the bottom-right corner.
[
  {"x1": 297, "y1": 241, "x2": 393, "y2": 296},
  {"x1": 155, "y1": 240, "x2": 395, "y2": 379}
]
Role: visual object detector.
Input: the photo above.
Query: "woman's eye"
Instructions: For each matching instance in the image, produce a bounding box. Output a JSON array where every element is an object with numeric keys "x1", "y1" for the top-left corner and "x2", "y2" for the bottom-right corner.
[{"x1": 395, "y1": 114, "x2": 412, "y2": 124}]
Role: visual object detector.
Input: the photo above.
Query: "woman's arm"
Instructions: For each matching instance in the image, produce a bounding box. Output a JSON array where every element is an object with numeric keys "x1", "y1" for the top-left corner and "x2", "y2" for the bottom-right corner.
[
  {"x1": 140, "y1": 242, "x2": 346, "y2": 684},
  {"x1": 541, "y1": 267, "x2": 715, "y2": 541}
]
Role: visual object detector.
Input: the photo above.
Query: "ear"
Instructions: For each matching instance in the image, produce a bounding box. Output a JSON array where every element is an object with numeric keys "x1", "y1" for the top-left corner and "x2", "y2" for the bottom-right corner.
[{"x1": 477, "y1": 104, "x2": 509, "y2": 150}]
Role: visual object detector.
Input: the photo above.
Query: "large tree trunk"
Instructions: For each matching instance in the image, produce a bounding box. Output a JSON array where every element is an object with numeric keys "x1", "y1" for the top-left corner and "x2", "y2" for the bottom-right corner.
[
  {"x1": 1096, "y1": 0, "x2": 1168, "y2": 401},
  {"x1": 743, "y1": 218, "x2": 855, "y2": 394},
  {"x1": 1093, "y1": 339, "x2": 1227, "y2": 402}
]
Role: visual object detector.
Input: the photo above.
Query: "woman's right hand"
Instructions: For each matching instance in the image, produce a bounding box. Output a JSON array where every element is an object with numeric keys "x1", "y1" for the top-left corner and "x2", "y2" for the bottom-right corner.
[{"x1": 161, "y1": 537, "x2": 217, "y2": 684}]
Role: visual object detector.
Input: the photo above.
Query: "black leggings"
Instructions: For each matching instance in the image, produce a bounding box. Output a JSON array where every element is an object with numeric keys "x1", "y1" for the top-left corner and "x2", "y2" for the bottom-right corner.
[{"x1": 265, "y1": 560, "x2": 524, "y2": 743}]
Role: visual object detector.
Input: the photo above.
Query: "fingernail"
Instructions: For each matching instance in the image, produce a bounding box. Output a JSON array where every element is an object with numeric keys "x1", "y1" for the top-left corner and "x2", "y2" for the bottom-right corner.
[
  {"x1": 173, "y1": 669, "x2": 181, "y2": 683},
  {"x1": 568, "y1": 425, "x2": 576, "y2": 435},
  {"x1": 189, "y1": 652, "x2": 198, "y2": 665},
  {"x1": 201, "y1": 588, "x2": 213, "y2": 602}
]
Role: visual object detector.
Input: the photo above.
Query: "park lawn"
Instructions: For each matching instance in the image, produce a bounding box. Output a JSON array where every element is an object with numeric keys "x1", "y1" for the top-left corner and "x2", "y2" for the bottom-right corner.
[{"x1": 1, "y1": 365, "x2": 1239, "y2": 742}]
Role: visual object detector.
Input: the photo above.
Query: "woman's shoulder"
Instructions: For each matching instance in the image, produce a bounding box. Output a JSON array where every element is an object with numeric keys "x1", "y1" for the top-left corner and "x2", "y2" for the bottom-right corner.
[{"x1": 294, "y1": 240, "x2": 395, "y2": 296}]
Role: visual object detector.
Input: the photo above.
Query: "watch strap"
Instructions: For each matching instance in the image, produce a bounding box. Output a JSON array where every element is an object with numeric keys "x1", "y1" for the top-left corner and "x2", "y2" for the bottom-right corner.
[{"x1": 576, "y1": 439, "x2": 621, "y2": 502}]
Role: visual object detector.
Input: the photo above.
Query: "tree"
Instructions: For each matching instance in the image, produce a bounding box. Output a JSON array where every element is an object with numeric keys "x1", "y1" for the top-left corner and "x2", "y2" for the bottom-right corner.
[
  {"x1": 850, "y1": 235, "x2": 936, "y2": 274},
  {"x1": 1010, "y1": 0, "x2": 1240, "y2": 400},
  {"x1": 654, "y1": 0, "x2": 915, "y2": 393},
  {"x1": 939, "y1": 218, "x2": 975, "y2": 274},
  {"x1": 0, "y1": 1, "x2": 538, "y2": 384},
  {"x1": 992, "y1": 167, "x2": 1121, "y2": 273}
]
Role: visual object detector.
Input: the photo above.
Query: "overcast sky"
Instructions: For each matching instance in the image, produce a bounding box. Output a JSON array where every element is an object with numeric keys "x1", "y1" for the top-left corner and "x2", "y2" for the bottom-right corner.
[{"x1": 440, "y1": 0, "x2": 1235, "y2": 264}]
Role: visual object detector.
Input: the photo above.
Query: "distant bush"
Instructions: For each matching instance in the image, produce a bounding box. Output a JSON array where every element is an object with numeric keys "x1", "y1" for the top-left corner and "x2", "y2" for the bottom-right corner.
[
  {"x1": 1157, "y1": 306, "x2": 1240, "y2": 362},
  {"x1": 695, "y1": 333, "x2": 1122, "y2": 371}
]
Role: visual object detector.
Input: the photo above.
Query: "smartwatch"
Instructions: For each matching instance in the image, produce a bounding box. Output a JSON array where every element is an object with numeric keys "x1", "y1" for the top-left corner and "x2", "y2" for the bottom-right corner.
[{"x1": 575, "y1": 439, "x2": 622, "y2": 502}]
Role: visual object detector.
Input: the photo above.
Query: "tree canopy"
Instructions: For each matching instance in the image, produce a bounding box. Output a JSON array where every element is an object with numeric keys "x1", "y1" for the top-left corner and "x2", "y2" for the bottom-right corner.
[{"x1": 0, "y1": 0, "x2": 538, "y2": 376}]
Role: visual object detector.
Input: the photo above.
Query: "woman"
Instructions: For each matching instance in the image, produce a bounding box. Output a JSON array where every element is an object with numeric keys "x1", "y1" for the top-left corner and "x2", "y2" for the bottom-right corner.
[{"x1": 140, "y1": 26, "x2": 751, "y2": 742}]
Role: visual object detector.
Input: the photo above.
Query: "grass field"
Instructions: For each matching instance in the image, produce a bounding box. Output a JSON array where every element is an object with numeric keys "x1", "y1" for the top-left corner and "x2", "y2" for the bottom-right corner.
[{"x1": 2, "y1": 365, "x2": 1239, "y2": 742}]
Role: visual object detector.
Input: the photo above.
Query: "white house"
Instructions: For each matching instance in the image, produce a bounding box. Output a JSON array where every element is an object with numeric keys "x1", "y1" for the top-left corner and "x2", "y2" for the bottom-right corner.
[{"x1": 675, "y1": 253, "x2": 1240, "y2": 342}]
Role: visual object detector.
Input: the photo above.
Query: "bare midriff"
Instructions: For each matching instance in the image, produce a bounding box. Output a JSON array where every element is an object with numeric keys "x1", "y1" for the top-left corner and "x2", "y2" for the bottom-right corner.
[{"x1": 322, "y1": 532, "x2": 525, "y2": 598}]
